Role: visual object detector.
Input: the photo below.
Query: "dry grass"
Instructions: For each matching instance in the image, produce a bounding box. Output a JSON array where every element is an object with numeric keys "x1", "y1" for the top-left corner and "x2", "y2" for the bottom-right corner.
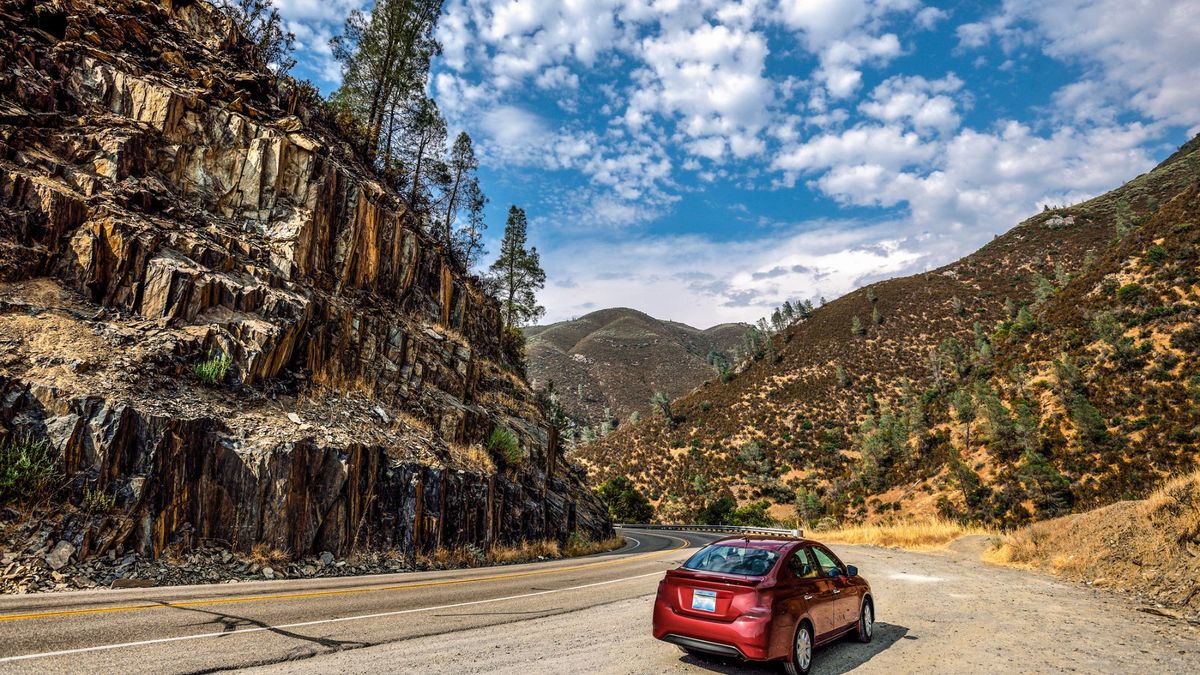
[
  {"x1": 984, "y1": 470, "x2": 1200, "y2": 612},
  {"x1": 563, "y1": 534, "x2": 626, "y2": 557},
  {"x1": 486, "y1": 539, "x2": 561, "y2": 564},
  {"x1": 816, "y1": 518, "x2": 997, "y2": 550},
  {"x1": 414, "y1": 534, "x2": 625, "y2": 569},
  {"x1": 249, "y1": 543, "x2": 292, "y2": 567},
  {"x1": 447, "y1": 442, "x2": 495, "y2": 472}
]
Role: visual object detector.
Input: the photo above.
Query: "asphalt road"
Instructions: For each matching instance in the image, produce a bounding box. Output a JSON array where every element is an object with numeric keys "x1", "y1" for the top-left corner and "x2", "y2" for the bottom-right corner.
[
  {"x1": 2, "y1": 530, "x2": 1198, "y2": 674},
  {"x1": 0, "y1": 529, "x2": 716, "y2": 673}
]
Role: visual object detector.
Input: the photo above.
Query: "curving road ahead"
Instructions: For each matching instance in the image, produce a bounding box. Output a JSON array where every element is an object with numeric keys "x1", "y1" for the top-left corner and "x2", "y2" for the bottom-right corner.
[
  {"x1": 1, "y1": 529, "x2": 1197, "y2": 674},
  {"x1": 0, "y1": 529, "x2": 717, "y2": 673}
]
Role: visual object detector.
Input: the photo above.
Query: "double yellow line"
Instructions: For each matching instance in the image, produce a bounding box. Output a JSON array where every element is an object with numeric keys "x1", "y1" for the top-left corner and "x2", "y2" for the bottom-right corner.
[{"x1": 0, "y1": 533, "x2": 690, "y2": 624}]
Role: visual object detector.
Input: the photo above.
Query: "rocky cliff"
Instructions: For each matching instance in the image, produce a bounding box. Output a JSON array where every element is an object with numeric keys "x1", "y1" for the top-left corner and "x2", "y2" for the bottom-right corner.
[{"x1": 0, "y1": 0, "x2": 610, "y2": 564}]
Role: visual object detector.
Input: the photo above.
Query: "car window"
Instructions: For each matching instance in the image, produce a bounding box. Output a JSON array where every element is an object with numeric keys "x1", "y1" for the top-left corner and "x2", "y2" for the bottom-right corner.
[
  {"x1": 683, "y1": 544, "x2": 780, "y2": 577},
  {"x1": 787, "y1": 548, "x2": 819, "y2": 579},
  {"x1": 811, "y1": 547, "x2": 843, "y2": 577}
]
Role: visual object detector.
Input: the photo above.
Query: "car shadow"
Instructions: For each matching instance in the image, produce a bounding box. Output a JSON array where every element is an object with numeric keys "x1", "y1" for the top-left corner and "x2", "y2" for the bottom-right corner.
[{"x1": 677, "y1": 622, "x2": 909, "y2": 674}]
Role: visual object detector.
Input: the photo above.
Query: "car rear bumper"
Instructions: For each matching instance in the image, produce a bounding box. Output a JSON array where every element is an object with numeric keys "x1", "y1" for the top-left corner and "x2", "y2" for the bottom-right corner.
[{"x1": 652, "y1": 601, "x2": 772, "y2": 660}]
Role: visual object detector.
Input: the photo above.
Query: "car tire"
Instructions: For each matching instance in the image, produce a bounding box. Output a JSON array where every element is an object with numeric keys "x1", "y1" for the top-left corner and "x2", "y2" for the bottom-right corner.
[
  {"x1": 784, "y1": 621, "x2": 814, "y2": 675},
  {"x1": 856, "y1": 599, "x2": 874, "y2": 643}
]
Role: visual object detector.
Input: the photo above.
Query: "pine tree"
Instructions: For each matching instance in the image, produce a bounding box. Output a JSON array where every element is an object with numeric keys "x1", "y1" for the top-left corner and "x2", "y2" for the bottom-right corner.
[
  {"x1": 871, "y1": 306, "x2": 883, "y2": 326},
  {"x1": 217, "y1": 0, "x2": 296, "y2": 73},
  {"x1": 331, "y1": 0, "x2": 443, "y2": 163},
  {"x1": 440, "y1": 132, "x2": 478, "y2": 255},
  {"x1": 454, "y1": 177, "x2": 487, "y2": 268},
  {"x1": 851, "y1": 315, "x2": 865, "y2": 336},
  {"x1": 486, "y1": 206, "x2": 545, "y2": 328}
]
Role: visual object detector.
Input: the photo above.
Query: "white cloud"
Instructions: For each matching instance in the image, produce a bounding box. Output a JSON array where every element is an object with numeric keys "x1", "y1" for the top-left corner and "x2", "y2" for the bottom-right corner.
[
  {"x1": 540, "y1": 219, "x2": 930, "y2": 326},
  {"x1": 958, "y1": 0, "x2": 1200, "y2": 127},
  {"x1": 860, "y1": 74, "x2": 963, "y2": 134},
  {"x1": 627, "y1": 22, "x2": 773, "y2": 161}
]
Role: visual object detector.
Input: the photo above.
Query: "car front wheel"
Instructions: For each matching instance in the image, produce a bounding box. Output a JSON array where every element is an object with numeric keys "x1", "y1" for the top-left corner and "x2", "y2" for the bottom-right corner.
[
  {"x1": 784, "y1": 621, "x2": 814, "y2": 675},
  {"x1": 856, "y1": 600, "x2": 874, "y2": 643}
]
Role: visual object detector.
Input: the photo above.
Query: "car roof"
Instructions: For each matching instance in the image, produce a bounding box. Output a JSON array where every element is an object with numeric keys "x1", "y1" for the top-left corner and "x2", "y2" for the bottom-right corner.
[{"x1": 708, "y1": 536, "x2": 810, "y2": 551}]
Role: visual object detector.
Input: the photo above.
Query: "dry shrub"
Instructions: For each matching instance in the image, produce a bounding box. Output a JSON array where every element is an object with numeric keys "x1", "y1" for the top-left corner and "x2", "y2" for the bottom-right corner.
[{"x1": 250, "y1": 543, "x2": 291, "y2": 567}]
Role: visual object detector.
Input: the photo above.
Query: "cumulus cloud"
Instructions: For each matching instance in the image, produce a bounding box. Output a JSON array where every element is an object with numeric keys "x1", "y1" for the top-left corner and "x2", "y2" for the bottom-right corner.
[{"x1": 958, "y1": 0, "x2": 1200, "y2": 127}]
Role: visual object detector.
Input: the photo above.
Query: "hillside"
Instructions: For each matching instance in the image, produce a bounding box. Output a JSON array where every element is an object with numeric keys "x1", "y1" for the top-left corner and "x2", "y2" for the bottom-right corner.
[
  {"x1": 0, "y1": 0, "x2": 610, "y2": 568},
  {"x1": 580, "y1": 133, "x2": 1200, "y2": 528},
  {"x1": 524, "y1": 308, "x2": 745, "y2": 432}
]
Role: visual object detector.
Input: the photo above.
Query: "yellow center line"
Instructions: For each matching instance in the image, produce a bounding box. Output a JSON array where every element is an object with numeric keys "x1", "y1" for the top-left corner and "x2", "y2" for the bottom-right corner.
[{"x1": 0, "y1": 533, "x2": 692, "y2": 623}]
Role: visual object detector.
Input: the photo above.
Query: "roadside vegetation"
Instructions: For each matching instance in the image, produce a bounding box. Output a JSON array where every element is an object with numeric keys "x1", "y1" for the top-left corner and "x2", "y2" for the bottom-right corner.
[
  {"x1": 983, "y1": 470, "x2": 1200, "y2": 614},
  {"x1": 814, "y1": 518, "x2": 996, "y2": 550},
  {"x1": 417, "y1": 533, "x2": 626, "y2": 569}
]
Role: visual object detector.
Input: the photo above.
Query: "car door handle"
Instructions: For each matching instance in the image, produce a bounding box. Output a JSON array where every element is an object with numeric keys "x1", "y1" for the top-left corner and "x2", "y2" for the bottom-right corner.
[{"x1": 803, "y1": 594, "x2": 813, "y2": 601}]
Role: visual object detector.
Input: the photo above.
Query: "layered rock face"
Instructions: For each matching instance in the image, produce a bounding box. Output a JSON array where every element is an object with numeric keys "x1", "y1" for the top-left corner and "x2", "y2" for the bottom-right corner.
[{"x1": 0, "y1": 0, "x2": 610, "y2": 560}]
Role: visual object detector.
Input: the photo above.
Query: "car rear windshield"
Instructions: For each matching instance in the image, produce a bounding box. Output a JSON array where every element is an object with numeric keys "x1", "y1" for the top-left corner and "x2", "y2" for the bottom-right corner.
[{"x1": 683, "y1": 544, "x2": 780, "y2": 577}]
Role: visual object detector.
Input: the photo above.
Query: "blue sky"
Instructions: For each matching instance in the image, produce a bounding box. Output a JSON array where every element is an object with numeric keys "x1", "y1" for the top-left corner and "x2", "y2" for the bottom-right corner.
[{"x1": 276, "y1": 0, "x2": 1199, "y2": 327}]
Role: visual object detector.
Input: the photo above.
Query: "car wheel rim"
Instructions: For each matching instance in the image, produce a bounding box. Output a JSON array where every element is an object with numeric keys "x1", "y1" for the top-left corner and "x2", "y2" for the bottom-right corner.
[
  {"x1": 797, "y1": 628, "x2": 812, "y2": 669},
  {"x1": 864, "y1": 605, "x2": 873, "y2": 637}
]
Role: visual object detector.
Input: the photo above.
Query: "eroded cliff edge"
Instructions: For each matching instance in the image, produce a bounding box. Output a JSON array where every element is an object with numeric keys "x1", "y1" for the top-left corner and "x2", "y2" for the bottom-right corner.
[{"x1": 0, "y1": 0, "x2": 611, "y2": 562}]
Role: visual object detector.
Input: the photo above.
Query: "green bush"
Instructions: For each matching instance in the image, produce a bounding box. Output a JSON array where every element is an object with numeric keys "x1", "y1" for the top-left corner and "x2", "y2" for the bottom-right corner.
[
  {"x1": 595, "y1": 476, "x2": 654, "y2": 522},
  {"x1": 1116, "y1": 283, "x2": 1145, "y2": 306},
  {"x1": 1170, "y1": 324, "x2": 1200, "y2": 353},
  {"x1": 487, "y1": 427, "x2": 523, "y2": 468},
  {"x1": 194, "y1": 351, "x2": 232, "y2": 385},
  {"x1": 0, "y1": 435, "x2": 57, "y2": 503},
  {"x1": 1144, "y1": 244, "x2": 1167, "y2": 266}
]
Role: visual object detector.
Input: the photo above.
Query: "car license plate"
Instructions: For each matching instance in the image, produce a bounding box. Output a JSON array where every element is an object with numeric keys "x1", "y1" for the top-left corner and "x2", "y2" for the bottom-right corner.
[{"x1": 691, "y1": 589, "x2": 717, "y2": 612}]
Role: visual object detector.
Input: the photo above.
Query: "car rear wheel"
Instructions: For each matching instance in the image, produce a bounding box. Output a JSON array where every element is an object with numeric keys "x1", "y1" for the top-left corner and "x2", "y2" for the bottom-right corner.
[
  {"x1": 784, "y1": 621, "x2": 814, "y2": 675},
  {"x1": 856, "y1": 600, "x2": 874, "y2": 643}
]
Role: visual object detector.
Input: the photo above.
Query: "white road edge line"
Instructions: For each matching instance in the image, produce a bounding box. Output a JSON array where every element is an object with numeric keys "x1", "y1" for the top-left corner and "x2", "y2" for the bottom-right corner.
[{"x1": 0, "y1": 571, "x2": 667, "y2": 664}]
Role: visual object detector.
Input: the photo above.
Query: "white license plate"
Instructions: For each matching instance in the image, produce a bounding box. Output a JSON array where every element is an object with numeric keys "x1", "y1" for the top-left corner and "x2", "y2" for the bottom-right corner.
[{"x1": 691, "y1": 589, "x2": 717, "y2": 612}]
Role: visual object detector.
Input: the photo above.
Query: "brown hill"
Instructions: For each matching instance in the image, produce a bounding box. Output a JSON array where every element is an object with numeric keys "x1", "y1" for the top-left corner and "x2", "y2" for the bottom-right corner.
[
  {"x1": 525, "y1": 308, "x2": 745, "y2": 431},
  {"x1": 580, "y1": 134, "x2": 1200, "y2": 528}
]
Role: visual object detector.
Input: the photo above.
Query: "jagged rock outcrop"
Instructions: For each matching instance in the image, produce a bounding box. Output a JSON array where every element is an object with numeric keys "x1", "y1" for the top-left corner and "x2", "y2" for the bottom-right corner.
[{"x1": 0, "y1": 0, "x2": 610, "y2": 562}]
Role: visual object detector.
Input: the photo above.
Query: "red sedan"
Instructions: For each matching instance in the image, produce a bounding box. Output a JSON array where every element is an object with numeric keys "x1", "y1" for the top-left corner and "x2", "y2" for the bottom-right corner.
[{"x1": 652, "y1": 536, "x2": 873, "y2": 675}]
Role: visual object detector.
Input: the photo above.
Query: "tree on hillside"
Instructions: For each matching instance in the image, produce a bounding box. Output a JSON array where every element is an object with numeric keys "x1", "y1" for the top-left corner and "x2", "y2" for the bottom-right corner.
[
  {"x1": 331, "y1": 0, "x2": 442, "y2": 163},
  {"x1": 440, "y1": 132, "x2": 478, "y2": 255},
  {"x1": 454, "y1": 176, "x2": 488, "y2": 268},
  {"x1": 217, "y1": 0, "x2": 296, "y2": 73},
  {"x1": 396, "y1": 95, "x2": 448, "y2": 210},
  {"x1": 851, "y1": 315, "x2": 865, "y2": 337},
  {"x1": 596, "y1": 476, "x2": 654, "y2": 522},
  {"x1": 649, "y1": 391, "x2": 673, "y2": 425},
  {"x1": 486, "y1": 206, "x2": 545, "y2": 329}
]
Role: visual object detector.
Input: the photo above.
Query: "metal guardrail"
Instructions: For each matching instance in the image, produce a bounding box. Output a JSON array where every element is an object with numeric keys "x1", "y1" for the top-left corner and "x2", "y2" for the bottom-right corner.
[{"x1": 616, "y1": 523, "x2": 804, "y2": 538}]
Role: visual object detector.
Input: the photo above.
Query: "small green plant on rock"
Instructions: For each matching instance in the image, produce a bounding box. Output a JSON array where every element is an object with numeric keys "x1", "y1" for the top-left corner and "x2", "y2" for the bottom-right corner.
[
  {"x1": 194, "y1": 351, "x2": 232, "y2": 385},
  {"x1": 487, "y1": 427, "x2": 522, "y2": 468},
  {"x1": 0, "y1": 435, "x2": 57, "y2": 503}
]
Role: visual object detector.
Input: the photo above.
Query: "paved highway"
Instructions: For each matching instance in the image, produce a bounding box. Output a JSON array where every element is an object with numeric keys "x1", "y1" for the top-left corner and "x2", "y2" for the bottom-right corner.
[
  {"x1": 0, "y1": 529, "x2": 717, "y2": 673},
  {"x1": 2, "y1": 529, "x2": 1197, "y2": 674}
]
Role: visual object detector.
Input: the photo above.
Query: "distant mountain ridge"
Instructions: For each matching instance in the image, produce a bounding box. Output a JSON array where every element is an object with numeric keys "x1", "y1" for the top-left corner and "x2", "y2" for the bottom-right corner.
[{"x1": 524, "y1": 308, "x2": 746, "y2": 432}]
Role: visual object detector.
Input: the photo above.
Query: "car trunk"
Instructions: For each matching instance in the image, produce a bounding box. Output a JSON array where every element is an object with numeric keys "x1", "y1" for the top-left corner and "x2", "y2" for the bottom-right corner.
[{"x1": 662, "y1": 568, "x2": 763, "y2": 622}]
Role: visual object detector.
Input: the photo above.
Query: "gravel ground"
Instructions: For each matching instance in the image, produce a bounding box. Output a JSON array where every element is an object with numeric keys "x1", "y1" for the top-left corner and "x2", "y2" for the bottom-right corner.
[{"x1": 251, "y1": 542, "x2": 1200, "y2": 674}]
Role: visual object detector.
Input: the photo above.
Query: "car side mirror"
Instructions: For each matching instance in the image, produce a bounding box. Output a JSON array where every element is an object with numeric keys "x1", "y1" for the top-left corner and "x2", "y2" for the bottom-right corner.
[{"x1": 846, "y1": 565, "x2": 858, "y2": 577}]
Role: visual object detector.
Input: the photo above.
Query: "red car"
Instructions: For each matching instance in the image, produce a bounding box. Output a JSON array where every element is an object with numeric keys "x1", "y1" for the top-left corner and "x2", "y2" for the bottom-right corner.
[{"x1": 652, "y1": 536, "x2": 873, "y2": 675}]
